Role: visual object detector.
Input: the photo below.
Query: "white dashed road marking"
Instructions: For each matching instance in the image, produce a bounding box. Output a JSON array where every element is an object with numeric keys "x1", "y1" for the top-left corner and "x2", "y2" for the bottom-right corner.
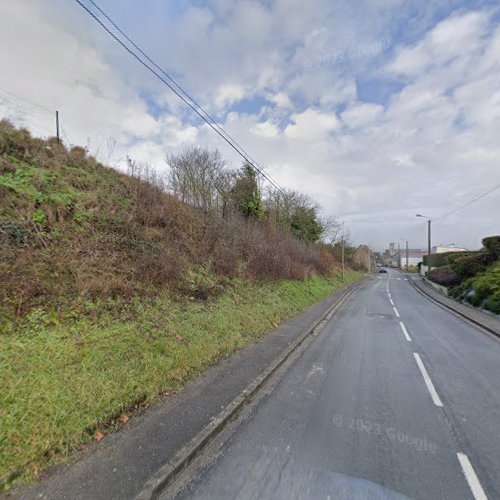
[
  {"x1": 413, "y1": 353, "x2": 443, "y2": 407},
  {"x1": 393, "y1": 306, "x2": 400, "y2": 318},
  {"x1": 457, "y1": 452, "x2": 488, "y2": 500},
  {"x1": 399, "y1": 322, "x2": 412, "y2": 342}
]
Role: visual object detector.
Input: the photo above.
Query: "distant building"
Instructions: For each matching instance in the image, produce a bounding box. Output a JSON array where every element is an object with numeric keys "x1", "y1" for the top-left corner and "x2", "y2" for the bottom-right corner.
[
  {"x1": 433, "y1": 244, "x2": 468, "y2": 254},
  {"x1": 399, "y1": 249, "x2": 427, "y2": 268},
  {"x1": 353, "y1": 245, "x2": 376, "y2": 272}
]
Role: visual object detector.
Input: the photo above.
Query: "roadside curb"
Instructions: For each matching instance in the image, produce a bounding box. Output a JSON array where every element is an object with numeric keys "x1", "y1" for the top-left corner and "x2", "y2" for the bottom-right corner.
[
  {"x1": 408, "y1": 277, "x2": 500, "y2": 339},
  {"x1": 135, "y1": 278, "x2": 366, "y2": 500}
]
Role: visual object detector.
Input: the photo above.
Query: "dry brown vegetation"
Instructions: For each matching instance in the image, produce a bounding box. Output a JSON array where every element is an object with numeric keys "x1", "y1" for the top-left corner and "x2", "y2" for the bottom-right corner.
[{"x1": 0, "y1": 121, "x2": 340, "y2": 325}]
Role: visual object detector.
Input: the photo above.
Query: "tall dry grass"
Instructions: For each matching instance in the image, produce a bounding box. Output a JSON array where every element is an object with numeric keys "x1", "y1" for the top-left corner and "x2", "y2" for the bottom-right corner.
[{"x1": 1, "y1": 121, "x2": 337, "y2": 321}]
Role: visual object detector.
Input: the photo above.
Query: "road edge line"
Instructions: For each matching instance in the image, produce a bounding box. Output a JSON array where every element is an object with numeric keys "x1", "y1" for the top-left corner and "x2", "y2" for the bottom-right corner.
[{"x1": 135, "y1": 278, "x2": 366, "y2": 500}]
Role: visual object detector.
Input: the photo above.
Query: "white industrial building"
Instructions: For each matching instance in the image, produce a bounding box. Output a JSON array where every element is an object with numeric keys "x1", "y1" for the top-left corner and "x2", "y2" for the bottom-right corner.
[{"x1": 433, "y1": 244, "x2": 468, "y2": 254}]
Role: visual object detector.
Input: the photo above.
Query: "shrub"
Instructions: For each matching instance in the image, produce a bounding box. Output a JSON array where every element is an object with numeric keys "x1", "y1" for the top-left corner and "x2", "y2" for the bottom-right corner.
[
  {"x1": 423, "y1": 253, "x2": 448, "y2": 267},
  {"x1": 450, "y1": 262, "x2": 500, "y2": 310},
  {"x1": 483, "y1": 235, "x2": 500, "y2": 259},
  {"x1": 427, "y1": 265, "x2": 460, "y2": 287},
  {"x1": 422, "y1": 251, "x2": 480, "y2": 268},
  {"x1": 485, "y1": 292, "x2": 500, "y2": 315},
  {"x1": 449, "y1": 253, "x2": 495, "y2": 280},
  {"x1": 0, "y1": 220, "x2": 31, "y2": 246}
]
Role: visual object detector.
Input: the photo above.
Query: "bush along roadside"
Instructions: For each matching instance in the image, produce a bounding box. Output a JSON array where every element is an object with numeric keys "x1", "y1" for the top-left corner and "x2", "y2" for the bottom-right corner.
[
  {"x1": 427, "y1": 235, "x2": 500, "y2": 315},
  {"x1": 449, "y1": 261, "x2": 500, "y2": 314}
]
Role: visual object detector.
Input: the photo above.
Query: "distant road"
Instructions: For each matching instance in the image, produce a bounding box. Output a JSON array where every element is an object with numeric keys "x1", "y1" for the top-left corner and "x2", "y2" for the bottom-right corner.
[{"x1": 172, "y1": 269, "x2": 500, "y2": 499}]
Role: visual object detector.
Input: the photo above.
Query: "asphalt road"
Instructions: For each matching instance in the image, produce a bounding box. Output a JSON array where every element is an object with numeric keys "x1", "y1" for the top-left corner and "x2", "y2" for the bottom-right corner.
[{"x1": 170, "y1": 270, "x2": 500, "y2": 500}]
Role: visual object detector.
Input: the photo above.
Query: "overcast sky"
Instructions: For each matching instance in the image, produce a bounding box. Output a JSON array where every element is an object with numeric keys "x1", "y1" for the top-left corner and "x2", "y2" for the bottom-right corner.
[{"x1": 1, "y1": 0, "x2": 499, "y2": 250}]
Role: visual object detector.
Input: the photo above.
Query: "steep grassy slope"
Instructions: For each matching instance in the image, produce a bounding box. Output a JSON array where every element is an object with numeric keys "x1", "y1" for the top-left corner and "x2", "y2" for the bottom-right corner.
[
  {"x1": 0, "y1": 121, "x2": 332, "y2": 326},
  {"x1": 0, "y1": 273, "x2": 361, "y2": 492},
  {"x1": 0, "y1": 122, "x2": 362, "y2": 491}
]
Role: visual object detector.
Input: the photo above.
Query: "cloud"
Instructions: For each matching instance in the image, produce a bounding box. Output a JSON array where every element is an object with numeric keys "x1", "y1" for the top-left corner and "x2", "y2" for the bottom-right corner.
[
  {"x1": 251, "y1": 121, "x2": 280, "y2": 139},
  {"x1": 341, "y1": 103, "x2": 384, "y2": 128},
  {"x1": 387, "y1": 11, "x2": 491, "y2": 77},
  {"x1": 214, "y1": 84, "x2": 247, "y2": 110},
  {"x1": 0, "y1": 0, "x2": 499, "y2": 251},
  {"x1": 285, "y1": 109, "x2": 339, "y2": 140},
  {"x1": 266, "y1": 92, "x2": 292, "y2": 108}
]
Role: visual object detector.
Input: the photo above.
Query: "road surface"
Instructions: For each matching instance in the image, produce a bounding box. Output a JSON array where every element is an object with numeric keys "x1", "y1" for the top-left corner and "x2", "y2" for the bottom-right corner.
[{"x1": 169, "y1": 270, "x2": 500, "y2": 500}]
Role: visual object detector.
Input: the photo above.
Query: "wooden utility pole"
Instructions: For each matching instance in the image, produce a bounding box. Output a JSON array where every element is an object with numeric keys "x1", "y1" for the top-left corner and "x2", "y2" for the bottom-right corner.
[
  {"x1": 341, "y1": 232, "x2": 345, "y2": 282},
  {"x1": 427, "y1": 219, "x2": 432, "y2": 275},
  {"x1": 55, "y1": 111, "x2": 60, "y2": 142},
  {"x1": 406, "y1": 240, "x2": 409, "y2": 272}
]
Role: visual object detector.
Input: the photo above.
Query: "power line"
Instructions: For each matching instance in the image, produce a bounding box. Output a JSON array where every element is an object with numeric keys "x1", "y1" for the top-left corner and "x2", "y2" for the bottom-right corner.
[
  {"x1": 72, "y1": 0, "x2": 284, "y2": 194},
  {"x1": 0, "y1": 87, "x2": 53, "y2": 114},
  {"x1": 0, "y1": 100, "x2": 51, "y2": 127},
  {"x1": 85, "y1": 0, "x2": 282, "y2": 190},
  {"x1": 435, "y1": 182, "x2": 500, "y2": 220}
]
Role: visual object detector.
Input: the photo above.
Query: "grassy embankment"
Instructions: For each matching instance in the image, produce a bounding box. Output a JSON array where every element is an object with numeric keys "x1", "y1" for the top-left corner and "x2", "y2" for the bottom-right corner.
[
  {"x1": 1, "y1": 273, "x2": 360, "y2": 492},
  {"x1": 0, "y1": 122, "x2": 363, "y2": 491}
]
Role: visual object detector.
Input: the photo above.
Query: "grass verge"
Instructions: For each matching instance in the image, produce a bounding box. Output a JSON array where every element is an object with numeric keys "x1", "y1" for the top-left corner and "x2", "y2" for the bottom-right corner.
[{"x1": 0, "y1": 272, "x2": 362, "y2": 492}]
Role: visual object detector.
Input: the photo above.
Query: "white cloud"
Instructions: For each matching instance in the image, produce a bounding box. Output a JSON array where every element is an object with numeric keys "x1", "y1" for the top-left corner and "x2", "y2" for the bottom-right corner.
[
  {"x1": 341, "y1": 103, "x2": 384, "y2": 128},
  {"x1": 251, "y1": 121, "x2": 280, "y2": 138},
  {"x1": 285, "y1": 109, "x2": 339, "y2": 140},
  {"x1": 266, "y1": 92, "x2": 292, "y2": 108},
  {"x1": 387, "y1": 11, "x2": 490, "y2": 77},
  {"x1": 0, "y1": 0, "x2": 498, "y2": 251},
  {"x1": 214, "y1": 84, "x2": 247, "y2": 110}
]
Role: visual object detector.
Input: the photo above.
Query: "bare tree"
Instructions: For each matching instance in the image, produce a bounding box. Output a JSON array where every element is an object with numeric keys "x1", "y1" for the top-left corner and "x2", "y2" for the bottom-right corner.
[
  {"x1": 321, "y1": 215, "x2": 343, "y2": 244},
  {"x1": 166, "y1": 146, "x2": 227, "y2": 213}
]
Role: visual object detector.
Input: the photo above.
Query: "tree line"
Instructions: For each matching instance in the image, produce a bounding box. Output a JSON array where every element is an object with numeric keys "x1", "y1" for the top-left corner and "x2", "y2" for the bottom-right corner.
[{"x1": 151, "y1": 145, "x2": 344, "y2": 246}]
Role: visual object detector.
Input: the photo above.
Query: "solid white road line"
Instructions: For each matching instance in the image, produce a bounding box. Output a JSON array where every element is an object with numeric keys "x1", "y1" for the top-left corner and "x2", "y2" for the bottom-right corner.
[
  {"x1": 457, "y1": 452, "x2": 488, "y2": 500},
  {"x1": 413, "y1": 353, "x2": 443, "y2": 407},
  {"x1": 399, "y1": 322, "x2": 412, "y2": 342},
  {"x1": 393, "y1": 306, "x2": 400, "y2": 318},
  {"x1": 390, "y1": 299, "x2": 395, "y2": 306}
]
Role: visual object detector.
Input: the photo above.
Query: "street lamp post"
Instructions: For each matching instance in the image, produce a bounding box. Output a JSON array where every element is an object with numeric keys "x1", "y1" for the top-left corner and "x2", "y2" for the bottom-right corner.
[{"x1": 416, "y1": 214, "x2": 432, "y2": 275}]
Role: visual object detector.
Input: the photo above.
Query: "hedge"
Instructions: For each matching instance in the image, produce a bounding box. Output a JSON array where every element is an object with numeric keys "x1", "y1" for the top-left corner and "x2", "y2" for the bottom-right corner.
[
  {"x1": 449, "y1": 253, "x2": 496, "y2": 280},
  {"x1": 423, "y1": 251, "x2": 475, "y2": 267},
  {"x1": 483, "y1": 235, "x2": 500, "y2": 259},
  {"x1": 485, "y1": 292, "x2": 500, "y2": 315},
  {"x1": 427, "y1": 265, "x2": 460, "y2": 287}
]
